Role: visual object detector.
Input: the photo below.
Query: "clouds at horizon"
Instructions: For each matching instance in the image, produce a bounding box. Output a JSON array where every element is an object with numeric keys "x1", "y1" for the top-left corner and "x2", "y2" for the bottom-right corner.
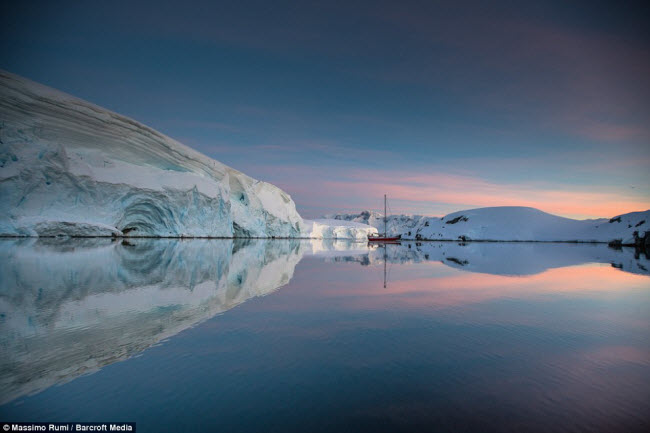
[
  {"x1": 238, "y1": 162, "x2": 647, "y2": 219},
  {"x1": 1, "y1": 0, "x2": 648, "y2": 218}
]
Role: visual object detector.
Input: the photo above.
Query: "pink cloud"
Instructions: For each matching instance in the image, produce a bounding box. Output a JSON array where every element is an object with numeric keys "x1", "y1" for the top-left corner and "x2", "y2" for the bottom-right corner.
[
  {"x1": 321, "y1": 168, "x2": 648, "y2": 219},
  {"x1": 325, "y1": 179, "x2": 646, "y2": 219},
  {"x1": 244, "y1": 163, "x2": 649, "y2": 219}
]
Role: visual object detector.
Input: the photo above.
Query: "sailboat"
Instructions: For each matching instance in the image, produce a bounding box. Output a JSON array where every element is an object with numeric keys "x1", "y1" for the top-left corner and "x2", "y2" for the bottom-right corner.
[{"x1": 368, "y1": 194, "x2": 402, "y2": 242}]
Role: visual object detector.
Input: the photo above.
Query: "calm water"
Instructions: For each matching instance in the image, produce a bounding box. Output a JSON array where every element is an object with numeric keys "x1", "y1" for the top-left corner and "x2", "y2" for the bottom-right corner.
[{"x1": 1, "y1": 238, "x2": 649, "y2": 433}]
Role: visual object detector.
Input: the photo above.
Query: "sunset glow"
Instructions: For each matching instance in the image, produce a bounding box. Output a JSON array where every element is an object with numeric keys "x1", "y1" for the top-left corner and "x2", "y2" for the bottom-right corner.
[{"x1": 2, "y1": 1, "x2": 648, "y2": 219}]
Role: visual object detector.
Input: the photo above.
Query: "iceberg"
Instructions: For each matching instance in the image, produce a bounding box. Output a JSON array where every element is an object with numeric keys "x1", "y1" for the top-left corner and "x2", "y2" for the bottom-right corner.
[
  {"x1": 0, "y1": 71, "x2": 303, "y2": 238},
  {"x1": 303, "y1": 218, "x2": 378, "y2": 240}
]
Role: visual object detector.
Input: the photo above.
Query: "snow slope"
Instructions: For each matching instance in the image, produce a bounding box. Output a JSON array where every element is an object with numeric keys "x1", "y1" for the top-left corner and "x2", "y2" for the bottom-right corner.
[
  {"x1": 0, "y1": 70, "x2": 303, "y2": 238},
  {"x1": 328, "y1": 207, "x2": 649, "y2": 243}
]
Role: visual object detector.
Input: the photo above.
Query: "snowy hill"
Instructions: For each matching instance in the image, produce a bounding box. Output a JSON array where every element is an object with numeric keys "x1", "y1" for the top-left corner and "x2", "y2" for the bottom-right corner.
[
  {"x1": 0, "y1": 70, "x2": 303, "y2": 238},
  {"x1": 327, "y1": 207, "x2": 650, "y2": 244}
]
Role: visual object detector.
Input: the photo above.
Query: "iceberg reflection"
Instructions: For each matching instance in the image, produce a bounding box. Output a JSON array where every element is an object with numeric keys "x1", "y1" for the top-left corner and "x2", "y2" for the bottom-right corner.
[{"x1": 0, "y1": 238, "x2": 303, "y2": 404}]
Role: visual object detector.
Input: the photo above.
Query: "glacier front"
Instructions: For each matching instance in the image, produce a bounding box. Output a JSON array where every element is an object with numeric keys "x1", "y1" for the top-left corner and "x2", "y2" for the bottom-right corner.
[{"x1": 0, "y1": 70, "x2": 303, "y2": 238}]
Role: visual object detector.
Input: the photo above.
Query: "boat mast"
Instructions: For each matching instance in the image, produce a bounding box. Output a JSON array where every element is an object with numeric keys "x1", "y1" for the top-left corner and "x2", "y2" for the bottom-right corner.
[{"x1": 384, "y1": 194, "x2": 387, "y2": 237}]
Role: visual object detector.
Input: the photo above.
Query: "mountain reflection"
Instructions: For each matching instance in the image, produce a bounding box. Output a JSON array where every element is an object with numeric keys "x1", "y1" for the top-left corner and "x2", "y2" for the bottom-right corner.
[
  {"x1": 0, "y1": 238, "x2": 647, "y2": 405},
  {"x1": 365, "y1": 241, "x2": 649, "y2": 276}
]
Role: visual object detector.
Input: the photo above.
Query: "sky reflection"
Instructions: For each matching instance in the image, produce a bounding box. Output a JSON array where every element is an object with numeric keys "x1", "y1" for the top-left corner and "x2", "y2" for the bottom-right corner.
[{"x1": 1, "y1": 240, "x2": 648, "y2": 432}]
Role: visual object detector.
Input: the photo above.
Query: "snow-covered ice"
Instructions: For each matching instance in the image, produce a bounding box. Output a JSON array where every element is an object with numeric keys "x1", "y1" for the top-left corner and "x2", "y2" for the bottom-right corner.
[
  {"x1": 0, "y1": 70, "x2": 303, "y2": 238},
  {"x1": 303, "y1": 218, "x2": 378, "y2": 240}
]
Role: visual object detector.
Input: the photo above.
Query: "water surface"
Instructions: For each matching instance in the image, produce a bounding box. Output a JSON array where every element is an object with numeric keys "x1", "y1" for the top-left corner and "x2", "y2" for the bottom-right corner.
[{"x1": 1, "y1": 239, "x2": 648, "y2": 432}]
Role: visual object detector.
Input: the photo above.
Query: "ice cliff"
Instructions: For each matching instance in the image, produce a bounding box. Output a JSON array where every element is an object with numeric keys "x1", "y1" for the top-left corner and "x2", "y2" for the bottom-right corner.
[
  {"x1": 303, "y1": 218, "x2": 378, "y2": 240},
  {"x1": 0, "y1": 70, "x2": 303, "y2": 238},
  {"x1": 327, "y1": 206, "x2": 650, "y2": 244}
]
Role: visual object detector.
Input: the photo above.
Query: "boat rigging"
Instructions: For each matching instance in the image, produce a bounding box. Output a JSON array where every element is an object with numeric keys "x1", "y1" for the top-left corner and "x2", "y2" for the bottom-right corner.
[{"x1": 368, "y1": 194, "x2": 402, "y2": 242}]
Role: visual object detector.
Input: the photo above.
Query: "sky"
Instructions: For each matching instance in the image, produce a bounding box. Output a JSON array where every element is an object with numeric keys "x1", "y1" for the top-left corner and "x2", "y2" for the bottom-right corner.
[{"x1": 1, "y1": 0, "x2": 649, "y2": 219}]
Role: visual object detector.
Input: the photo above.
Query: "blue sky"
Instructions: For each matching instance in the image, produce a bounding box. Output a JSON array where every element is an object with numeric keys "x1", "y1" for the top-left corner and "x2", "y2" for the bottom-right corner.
[{"x1": 1, "y1": 0, "x2": 648, "y2": 218}]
